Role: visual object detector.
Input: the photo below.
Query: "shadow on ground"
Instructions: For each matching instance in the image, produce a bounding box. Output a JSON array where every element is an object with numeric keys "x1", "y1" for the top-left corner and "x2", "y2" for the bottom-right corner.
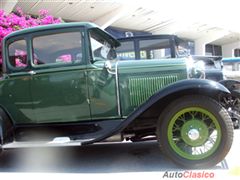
[{"x1": 0, "y1": 141, "x2": 226, "y2": 173}]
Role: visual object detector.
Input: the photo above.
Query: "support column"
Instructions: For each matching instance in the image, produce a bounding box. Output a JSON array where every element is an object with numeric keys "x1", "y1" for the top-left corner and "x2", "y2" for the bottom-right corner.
[{"x1": 194, "y1": 40, "x2": 206, "y2": 55}]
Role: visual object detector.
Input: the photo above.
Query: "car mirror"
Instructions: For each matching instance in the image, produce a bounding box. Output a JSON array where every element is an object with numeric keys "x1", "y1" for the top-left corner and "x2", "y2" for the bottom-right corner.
[{"x1": 105, "y1": 60, "x2": 112, "y2": 70}]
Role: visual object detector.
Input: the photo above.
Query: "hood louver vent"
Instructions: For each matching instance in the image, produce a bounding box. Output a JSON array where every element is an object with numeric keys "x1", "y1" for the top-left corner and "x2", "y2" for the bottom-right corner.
[{"x1": 128, "y1": 74, "x2": 180, "y2": 107}]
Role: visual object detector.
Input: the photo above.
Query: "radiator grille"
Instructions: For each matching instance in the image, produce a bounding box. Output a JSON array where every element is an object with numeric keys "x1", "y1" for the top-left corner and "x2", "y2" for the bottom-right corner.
[{"x1": 128, "y1": 74, "x2": 180, "y2": 107}]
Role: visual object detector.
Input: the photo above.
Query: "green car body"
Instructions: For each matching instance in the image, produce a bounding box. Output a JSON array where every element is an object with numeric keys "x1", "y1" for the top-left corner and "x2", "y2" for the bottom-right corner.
[
  {"x1": 0, "y1": 22, "x2": 234, "y2": 168},
  {"x1": 0, "y1": 22, "x2": 187, "y2": 124}
]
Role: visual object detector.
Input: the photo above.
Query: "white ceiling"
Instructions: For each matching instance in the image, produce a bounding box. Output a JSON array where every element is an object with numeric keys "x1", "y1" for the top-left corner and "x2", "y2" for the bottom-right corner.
[{"x1": 8, "y1": 0, "x2": 240, "y2": 46}]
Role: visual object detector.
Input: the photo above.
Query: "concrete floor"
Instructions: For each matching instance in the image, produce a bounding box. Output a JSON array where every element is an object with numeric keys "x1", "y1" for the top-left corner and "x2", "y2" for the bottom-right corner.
[{"x1": 0, "y1": 130, "x2": 239, "y2": 179}]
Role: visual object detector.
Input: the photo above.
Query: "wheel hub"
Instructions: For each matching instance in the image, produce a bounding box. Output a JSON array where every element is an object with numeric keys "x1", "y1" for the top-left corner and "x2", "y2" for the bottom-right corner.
[
  {"x1": 181, "y1": 120, "x2": 209, "y2": 147},
  {"x1": 188, "y1": 129, "x2": 200, "y2": 140}
]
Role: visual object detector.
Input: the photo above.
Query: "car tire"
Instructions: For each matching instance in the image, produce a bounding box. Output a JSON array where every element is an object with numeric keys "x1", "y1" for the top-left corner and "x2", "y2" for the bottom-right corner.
[{"x1": 157, "y1": 95, "x2": 234, "y2": 168}]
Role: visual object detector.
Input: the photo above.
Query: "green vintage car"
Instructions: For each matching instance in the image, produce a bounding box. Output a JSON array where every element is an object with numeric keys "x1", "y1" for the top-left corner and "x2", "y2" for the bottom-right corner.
[{"x1": 0, "y1": 22, "x2": 234, "y2": 168}]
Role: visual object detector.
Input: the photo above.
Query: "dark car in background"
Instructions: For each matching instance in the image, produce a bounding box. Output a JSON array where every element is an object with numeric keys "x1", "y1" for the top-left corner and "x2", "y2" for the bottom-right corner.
[
  {"x1": 117, "y1": 35, "x2": 240, "y2": 128},
  {"x1": 117, "y1": 35, "x2": 223, "y2": 80}
]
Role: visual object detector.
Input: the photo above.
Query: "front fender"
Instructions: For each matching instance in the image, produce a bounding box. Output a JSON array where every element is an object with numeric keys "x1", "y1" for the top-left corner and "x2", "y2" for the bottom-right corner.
[
  {"x1": 0, "y1": 119, "x2": 3, "y2": 146},
  {"x1": 83, "y1": 79, "x2": 229, "y2": 145},
  {"x1": 121, "y1": 79, "x2": 230, "y2": 127}
]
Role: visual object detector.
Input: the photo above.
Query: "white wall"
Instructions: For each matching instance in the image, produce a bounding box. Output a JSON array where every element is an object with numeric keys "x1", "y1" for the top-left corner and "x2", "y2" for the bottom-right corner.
[
  {"x1": 0, "y1": 0, "x2": 18, "y2": 14},
  {"x1": 222, "y1": 41, "x2": 240, "y2": 57},
  {"x1": 194, "y1": 30, "x2": 228, "y2": 56}
]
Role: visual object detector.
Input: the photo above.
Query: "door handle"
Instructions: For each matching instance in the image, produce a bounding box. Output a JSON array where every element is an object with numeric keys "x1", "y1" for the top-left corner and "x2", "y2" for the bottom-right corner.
[{"x1": 28, "y1": 70, "x2": 36, "y2": 75}]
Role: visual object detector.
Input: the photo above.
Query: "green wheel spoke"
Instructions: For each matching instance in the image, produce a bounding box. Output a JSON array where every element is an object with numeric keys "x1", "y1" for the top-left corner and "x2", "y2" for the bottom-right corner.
[
  {"x1": 204, "y1": 144, "x2": 211, "y2": 152},
  {"x1": 192, "y1": 147, "x2": 196, "y2": 155},
  {"x1": 173, "y1": 124, "x2": 181, "y2": 132},
  {"x1": 189, "y1": 111, "x2": 198, "y2": 119},
  {"x1": 177, "y1": 114, "x2": 187, "y2": 124},
  {"x1": 209, "y1": 122, "x2": 216, "y2": 130},
  {"x1": 208, "y1": 137, "x2": 216, "y2": 145},
  {"x1": 201, "y1": 113, "x2": 210, "y2": 122}
]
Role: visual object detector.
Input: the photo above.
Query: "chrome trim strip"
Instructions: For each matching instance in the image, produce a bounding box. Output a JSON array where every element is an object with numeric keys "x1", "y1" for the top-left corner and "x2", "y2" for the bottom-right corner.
[
  {"x1": 2, "y1": 137, "x2": 95, "y2": 149},
  {"x1": 115, "y1": 61, "x2": 121, "y2": 116},
  {"x1": 2, "y1": 141, "x2": 82, "y2": 149}
]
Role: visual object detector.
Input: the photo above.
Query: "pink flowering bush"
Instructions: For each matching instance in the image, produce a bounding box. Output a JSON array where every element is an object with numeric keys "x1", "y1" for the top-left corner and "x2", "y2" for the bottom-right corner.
[
  {"x1": 56, "y1": 54, "x2": 72, "y2": 63},
  {"x1": 14, "y1": 49, "x2": 27, "y2": 67},
  {"x1": 0, "y1": 8, "x2": 62, "y2": 66}
]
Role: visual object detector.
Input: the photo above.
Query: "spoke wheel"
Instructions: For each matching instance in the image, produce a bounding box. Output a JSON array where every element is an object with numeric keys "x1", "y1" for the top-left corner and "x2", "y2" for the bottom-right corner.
[
  {"x1": 157, "y1": 95, "x2": 234, "y2": 168},
  {"x1": 169, "y1": 107, "x2": 221, "y2": 160}
]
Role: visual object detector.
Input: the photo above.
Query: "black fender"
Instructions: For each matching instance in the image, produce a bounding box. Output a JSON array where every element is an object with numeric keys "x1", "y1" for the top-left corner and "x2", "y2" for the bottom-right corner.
[
  {"x1": 83, "y1": 79, "x2": 230, "y2": 145},
  {"x1": 219, "y1": 79, "x2": 240, "y2": 98}
]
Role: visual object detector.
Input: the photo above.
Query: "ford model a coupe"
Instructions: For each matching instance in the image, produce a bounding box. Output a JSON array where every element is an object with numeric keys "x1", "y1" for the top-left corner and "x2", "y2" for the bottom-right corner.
[{"x1": 0, "y1": 22, "x2": 234, "y2": 168}]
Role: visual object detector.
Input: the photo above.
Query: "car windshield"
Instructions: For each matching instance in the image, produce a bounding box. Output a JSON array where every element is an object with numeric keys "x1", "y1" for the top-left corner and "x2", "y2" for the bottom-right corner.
[
  {"x1": 176, "y1": 45, "x2": 189, "y2": 57},
  {"x1": 176, "y1": 39, "x2": 191, "y2": 57},
  {"x1": 90, "y1": 31, "x2": 115, "y2": 61}
]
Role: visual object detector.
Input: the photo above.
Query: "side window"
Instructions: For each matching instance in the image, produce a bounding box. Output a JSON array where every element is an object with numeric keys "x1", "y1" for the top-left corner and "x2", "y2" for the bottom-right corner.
[
  {"x1": 116, "y1": 41, "x2": 136, "y2": 60},
  {"x1": 139, "y1": 39, "x2": 171, "y2": 59},
  {"x1": 32, "y1": 31, "x2": 82, "y2": 66},
  {"x1": 8, "y1": 39, "x2": 28, "y2": 69}
]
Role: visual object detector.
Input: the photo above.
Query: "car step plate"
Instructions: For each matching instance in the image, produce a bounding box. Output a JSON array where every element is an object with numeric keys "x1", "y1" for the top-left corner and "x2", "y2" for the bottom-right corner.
[{"x1": 2, "y1": 137, "x2": 93, "y2": 149}]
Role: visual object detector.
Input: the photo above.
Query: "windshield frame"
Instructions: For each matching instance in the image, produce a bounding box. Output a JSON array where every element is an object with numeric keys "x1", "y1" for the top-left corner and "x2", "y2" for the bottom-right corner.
[{"x1": 88, "y1": 28, "x2": 119, "y2": 63}]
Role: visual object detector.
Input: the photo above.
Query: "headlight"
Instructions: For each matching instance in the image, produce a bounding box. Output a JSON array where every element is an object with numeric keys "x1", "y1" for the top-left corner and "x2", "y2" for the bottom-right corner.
[{"x1": 187, "y1": 57, "x2": 206, "y2": 79}]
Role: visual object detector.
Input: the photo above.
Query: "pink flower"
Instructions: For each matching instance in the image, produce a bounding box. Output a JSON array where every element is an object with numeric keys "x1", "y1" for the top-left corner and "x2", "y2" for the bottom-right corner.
[
  {"x1": 27, "y1": 19, "x2": 38, "y2": 26},
  {"x1": 57, "y1": 54, "x2": 72, "y2": 63},
  {"x1": 15, "y1": 58, "x2": 26, "y2": 67},
  {"x1": 0, "y1": 8, "x2": 62, "y2": 66},
  {"x1": 15, "y1": 49, "x2": 27, "y2": 56},
  {"x1": 16, "y1": 7, "x2": 24, "y2": 16},
  {"x1": 15, "y1": 49, "x2": 27, "y2": 67},
  {"x1": 0, "y1": 9, "x2": 5, "y2": 16},
  {"x1": 1, "y1": 28, "x2": 11, "y2": 36},
  {"x1": 39, "y1": 9, "x2": 49, "y2": 17}
]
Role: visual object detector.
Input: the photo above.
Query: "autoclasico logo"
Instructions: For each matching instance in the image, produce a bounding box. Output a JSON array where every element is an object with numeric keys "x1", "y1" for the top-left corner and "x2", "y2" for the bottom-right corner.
[{"x1": 162, "y1": 171, "x2": 215, "y2": 178}]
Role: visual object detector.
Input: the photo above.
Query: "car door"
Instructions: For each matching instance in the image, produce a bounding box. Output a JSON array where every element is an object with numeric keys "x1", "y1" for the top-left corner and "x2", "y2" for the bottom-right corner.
[
  {"x1": 30, "y1": 28, "x2": 91, "y2": 123},
  {"x1": 87, "y1": 29, "x2": 120, "y2": 119},
  {"x1": 2, "y1": 38, "x2": 35, "y2": 124}
]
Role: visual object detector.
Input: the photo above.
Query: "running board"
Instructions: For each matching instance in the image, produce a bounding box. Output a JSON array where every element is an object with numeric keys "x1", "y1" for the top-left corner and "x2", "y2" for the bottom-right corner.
[{"x1": 2, "y1": 137, "x2": 93, "y2": 149}]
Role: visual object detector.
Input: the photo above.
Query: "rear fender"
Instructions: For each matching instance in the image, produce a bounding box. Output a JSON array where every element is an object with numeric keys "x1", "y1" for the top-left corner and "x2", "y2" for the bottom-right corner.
[{"x1": 0, "y1": 108, "x2": 14, "y2": 145}]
